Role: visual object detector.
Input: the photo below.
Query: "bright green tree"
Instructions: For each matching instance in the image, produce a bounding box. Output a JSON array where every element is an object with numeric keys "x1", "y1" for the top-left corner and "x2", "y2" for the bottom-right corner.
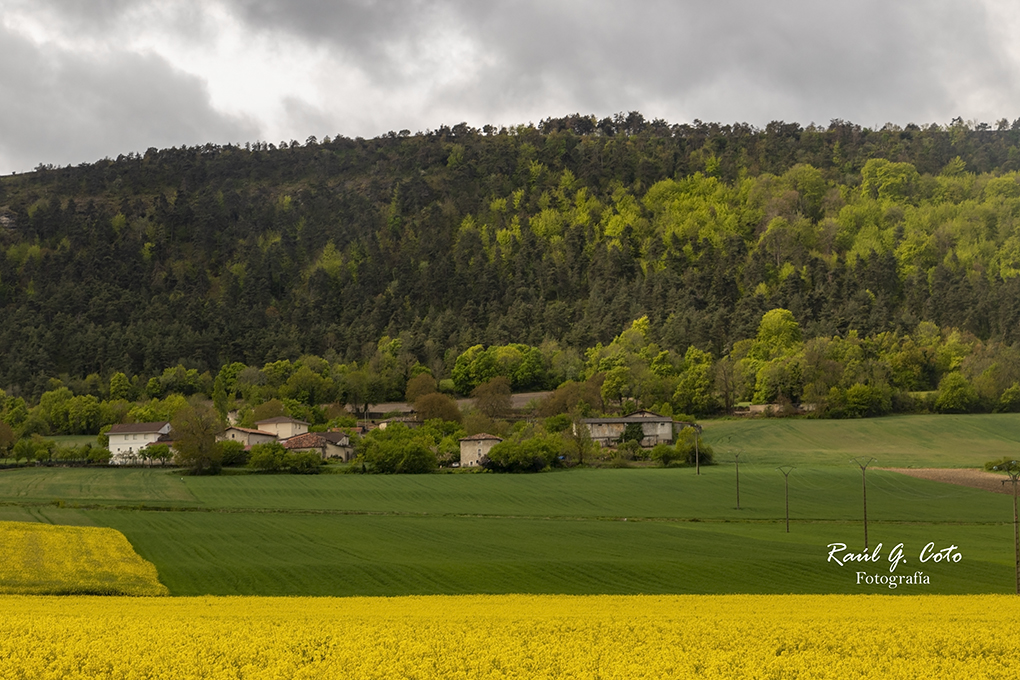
[{"x1": 109, "y1": 372, "x2": 132, "y2": 401}]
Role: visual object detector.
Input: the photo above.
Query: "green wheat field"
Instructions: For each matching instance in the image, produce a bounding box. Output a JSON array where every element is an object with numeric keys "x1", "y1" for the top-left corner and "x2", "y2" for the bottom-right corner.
[{"x1": 0, "y1": 414, "x2": 1017, "y2": 596}]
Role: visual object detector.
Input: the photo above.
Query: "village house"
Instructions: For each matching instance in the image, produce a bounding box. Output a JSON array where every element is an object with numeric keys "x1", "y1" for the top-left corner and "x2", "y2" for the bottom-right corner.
[
  {"x1": 281, "y1": 431, "x2": 355, "y2": 462},
  {"x1": 254, "y1": 416, "x2": 309, "y2": 440},
  {"x1": 577, "y1": 410, "x2": 685, "y2": 448},
  {"x1": 219, "y1": 426, "x2": 277, "y2": 447},
  {"x1": 108, "y1": 422, "x2": 172, "y2": 465},
  {"x1": 458, "y1": 433, "x2": 502, "y2": 468}
]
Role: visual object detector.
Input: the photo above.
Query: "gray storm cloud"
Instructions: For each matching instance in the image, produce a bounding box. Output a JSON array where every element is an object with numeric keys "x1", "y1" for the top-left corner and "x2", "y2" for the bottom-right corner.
[
  {"x1": 0, "y1": 19, "x2": 256, "y2": 173},
  {"x1": 1, "y1": 0, "x2": 1017, "y2": 173},
  {"x1": 222, "y1": 0, "x2": 1014, "y2": 125}
]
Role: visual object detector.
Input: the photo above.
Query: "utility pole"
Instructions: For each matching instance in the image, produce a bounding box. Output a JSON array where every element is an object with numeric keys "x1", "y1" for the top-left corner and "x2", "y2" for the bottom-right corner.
[
  {"x1": 851, "y1": 457, "x2": 876, "y2": 549},
  {"x1": 777, "y1": 466, "x2": 794, "y2": 533},
  {"x1": 734, "y1": 452, "x2": 741, "y2": 509},
  {"x1": 995, "y1": 461, "x2": 1020, "y2": 595}
]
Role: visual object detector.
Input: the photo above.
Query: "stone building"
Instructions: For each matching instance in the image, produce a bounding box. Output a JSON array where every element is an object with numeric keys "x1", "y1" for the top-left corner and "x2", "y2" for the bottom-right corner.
[{"x1": 458, "y1": 433, "x2": 503, "y2": 467}]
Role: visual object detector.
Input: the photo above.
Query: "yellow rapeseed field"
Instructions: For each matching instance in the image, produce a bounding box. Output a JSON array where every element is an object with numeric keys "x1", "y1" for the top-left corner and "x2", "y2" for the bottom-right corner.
[
  {"x1": 0, "y1": 594, "x2": 1017, "y2": 679},
  {"x1": 0, "y1": 521, "x2": 167, "y2": 596}
]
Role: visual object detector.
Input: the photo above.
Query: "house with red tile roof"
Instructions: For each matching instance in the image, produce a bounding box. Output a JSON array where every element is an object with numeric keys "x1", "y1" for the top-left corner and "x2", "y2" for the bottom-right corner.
[{"x1": 282, "y1": 431, "x2": 355, "y2": 462}]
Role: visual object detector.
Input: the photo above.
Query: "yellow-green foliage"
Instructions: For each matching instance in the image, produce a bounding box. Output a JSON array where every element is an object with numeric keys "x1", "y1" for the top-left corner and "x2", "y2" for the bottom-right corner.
[
  {"x1": 0, "y1": 521, "x2": 167, "y2": 596},
  {"x1": 0, "y1": 594, "x2": 1017, "y2": 678}
]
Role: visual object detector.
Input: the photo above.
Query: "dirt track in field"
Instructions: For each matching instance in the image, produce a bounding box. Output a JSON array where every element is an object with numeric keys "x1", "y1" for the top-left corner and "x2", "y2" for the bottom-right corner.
[{"x1": 883, "y1": 468, "x2": 1016, "y2": 495}]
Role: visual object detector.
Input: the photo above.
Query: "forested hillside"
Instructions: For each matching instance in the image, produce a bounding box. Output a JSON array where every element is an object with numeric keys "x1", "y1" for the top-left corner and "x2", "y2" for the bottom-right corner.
[{"x1": 3, "y1": 113, "x2": 1020, "y2": 402}]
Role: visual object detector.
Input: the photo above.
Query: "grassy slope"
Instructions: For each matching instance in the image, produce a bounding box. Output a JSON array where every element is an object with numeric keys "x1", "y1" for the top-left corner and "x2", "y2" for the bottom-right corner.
[
  {"x1": 83, "y1": 511, "x2": 1012, "y2": 596},
  {"x1": 3, "y1": 414, "x2": 1018, "y2": 596},
  {"x1": 700, "y1": 413, "x2": 1020, "y2": 467},
  {"x1": 0, "y1": 467, "x2": 199, "y2": 505},
  {"x1": 1, "y1": 457, "x2": 1015, "y2": 595},
  {"x1": 3, "y1": 465, "x2": 1007, "y2": 522},
  {"x1": 183, "y1": 467, "x2": 1009, "y2": 522}
]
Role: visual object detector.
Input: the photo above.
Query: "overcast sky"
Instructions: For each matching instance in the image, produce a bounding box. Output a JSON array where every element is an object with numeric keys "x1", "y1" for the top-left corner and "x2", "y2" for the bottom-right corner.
[{"x1": 2, "y1": 0, "x2": 1020, "y2": 175}]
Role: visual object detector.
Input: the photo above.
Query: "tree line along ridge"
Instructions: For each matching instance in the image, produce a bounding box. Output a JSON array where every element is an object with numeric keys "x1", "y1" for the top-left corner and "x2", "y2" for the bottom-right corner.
[{"x1": 2, "y1": 114, "x2": 1020, "y2": 422}]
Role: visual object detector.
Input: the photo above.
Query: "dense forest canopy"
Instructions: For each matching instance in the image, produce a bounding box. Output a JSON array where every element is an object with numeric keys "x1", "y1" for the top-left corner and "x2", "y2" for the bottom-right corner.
[{"x1": 3, "y1": 113, "x2": 1020, "y2": 407}]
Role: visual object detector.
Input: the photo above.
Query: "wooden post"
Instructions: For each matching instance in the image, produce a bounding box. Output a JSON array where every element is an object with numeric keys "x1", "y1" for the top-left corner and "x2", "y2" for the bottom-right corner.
[
  {"x1": 734, "y1": 452, "x2": 741, "y2": 510},
  {"x1": 777, "y1": 466, "x2": 794, "y2": 533},
  {"x1": 785, "y1": 473, "x2": 790, "y2": 532},
  {"x1": 1001, "y1": 465, "x2": 1020, "y2": 595},
  {"x1": 1014, "y1": 477, "x2": 1019, "y2": 595}
]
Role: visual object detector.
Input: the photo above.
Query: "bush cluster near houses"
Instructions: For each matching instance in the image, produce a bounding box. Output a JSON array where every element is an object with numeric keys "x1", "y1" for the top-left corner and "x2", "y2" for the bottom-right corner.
[{"x1": 0, "y1": 304, "x2": 1014, "y2": 471}]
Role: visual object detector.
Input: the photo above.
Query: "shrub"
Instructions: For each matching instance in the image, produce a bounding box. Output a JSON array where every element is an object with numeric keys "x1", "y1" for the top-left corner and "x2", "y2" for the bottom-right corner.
[
  {"x1": 543, "y1": 414, "x2": 572, "y2": 433},
  {"x1": 827, "y1": 383, "x2": 892, "y2": 418},
  {"x1": 12, "y1": 438, "x2": 34, "y2": 464},
  {"x1": 650, "y1": 443, "x2": 679, "y2": 467},
  {"x1": 935, "y1": 372, "x2": 979, "y2": 414},
  {"x1": 985, "y1": 457, "x2": 1020, "y2": 472},
  {"x1": 248, "y1": 442, "x2": 288, "y2": 471},
  {"x1": 997, "y1": 383, "x2": 1020, "y2": 413},
  {"x1": 217, "y1": 440, "x2": 248, "y2": 466},
  {"x1": 96, "y1": 425, "x2": 112, "y2": 448},
  {"x1": 483, "y1": 434, "x2": 565, "y2": 473},
  {"x1": 143, "y1": 444, "x2": 173, "y2": 466},
  {"x1": 87, "y1": 447, "x2": 111, "y2": 465},
  {"x1": 365, "y1": 438, "x2": 436, "y2": 474},
  {"x1": 358, "y1": 424, "x2": 438, "y2": 474},
  {"x1": 675, "y1": 426, "x2": 714, "y2": 466},
  {"x1": 604, "y1": 455, "x2": 632, "y2": 468},
  {"x1": 284, "y1": 451, "x2": 323, "y2": 474},
  {"x1": 247, "y1": 442, "x2": 323, "y2": 474},
  {"x1": 615, "y1": 439, "x2": 642, "y2": 461}
]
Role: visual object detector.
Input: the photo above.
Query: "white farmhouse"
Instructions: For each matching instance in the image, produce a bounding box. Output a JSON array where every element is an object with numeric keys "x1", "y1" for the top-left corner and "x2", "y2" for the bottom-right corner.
[{"x1": 108, "y1": 422, "x2": 172, "y2": 465}]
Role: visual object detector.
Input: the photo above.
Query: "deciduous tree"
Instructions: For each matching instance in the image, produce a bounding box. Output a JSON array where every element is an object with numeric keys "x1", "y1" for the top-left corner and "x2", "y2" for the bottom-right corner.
[{"x1": 171, "y1": 404, "x2": 224, "y2": 475}]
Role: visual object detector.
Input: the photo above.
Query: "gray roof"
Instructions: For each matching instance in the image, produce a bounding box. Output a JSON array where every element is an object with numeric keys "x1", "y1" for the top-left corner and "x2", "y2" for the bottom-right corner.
[
  {"x1": 580, "y1": 411, "x2": 675, "y2": 424},
  {"x1": 109, "y1": 422, "x2": 169, "y2": 434},
  {"x1": 321, "y1": 431, "x2": 350, "y2": 445},
  {"x1": 459, "y1": 433, "x2": 503, "y2": 442}
]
